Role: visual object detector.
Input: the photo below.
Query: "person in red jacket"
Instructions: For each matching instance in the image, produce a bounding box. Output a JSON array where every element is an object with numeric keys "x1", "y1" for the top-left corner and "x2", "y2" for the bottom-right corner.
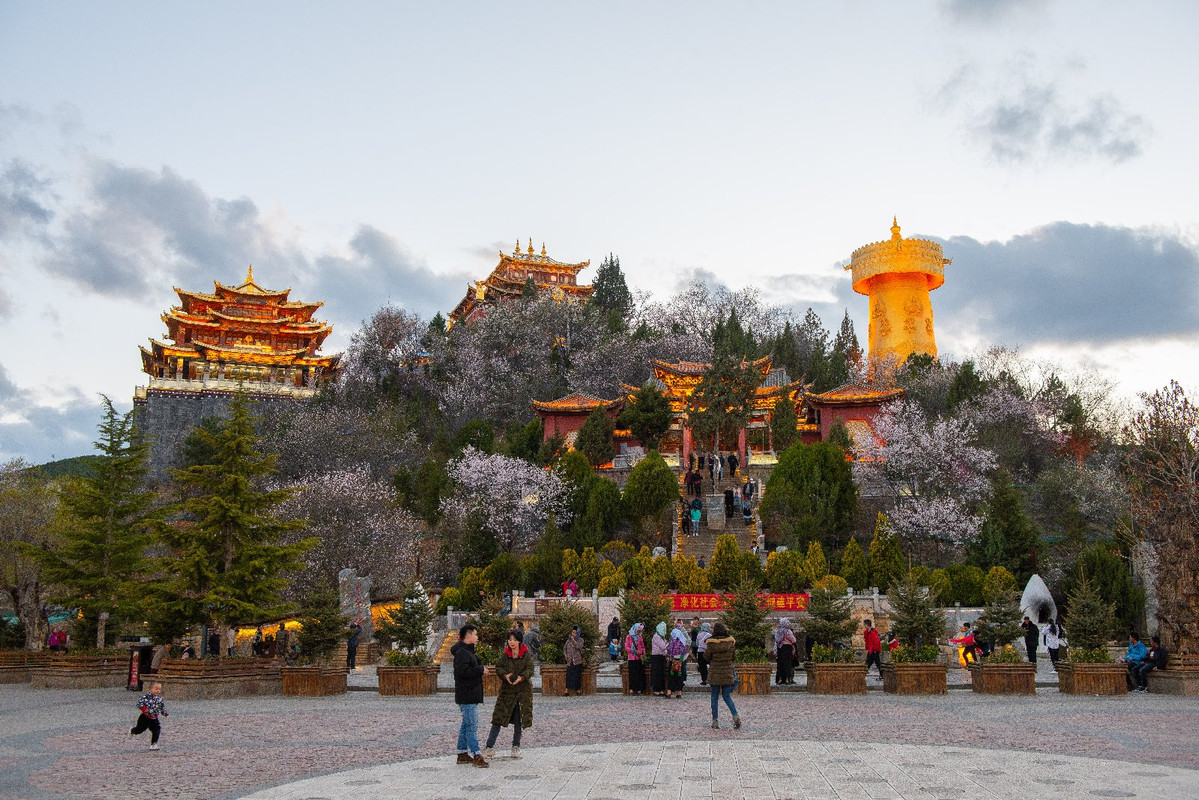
[{"x1": 863, "y1": 619, "x2": 882, "y2": 676}]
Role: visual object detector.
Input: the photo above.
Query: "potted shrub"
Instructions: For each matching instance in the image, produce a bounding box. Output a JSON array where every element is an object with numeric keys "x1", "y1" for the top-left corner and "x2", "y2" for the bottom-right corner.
[
  {"x1": 880, "y1": 572, "x2": 949, "y2": 694},
  {"x1": 970, "y1": 589, "x2": 1035, "y2": 694},
  {"x1": 616, "y1": 584, "x2": 670, "y2": 695},
  {"x1": 538, "y1": 602, "x2": 601, "y2": 695},
  {"x1": 718, "y1": 578, "x2": 773, "y2": 694},
  {"x1": 474, "y1": 595, "x2": 511, "y2": 696},
  {"x1": 283, "y1": 582, "x2": 349, "y2": 696},
  {"x1": 375, "y1": 582, "x2": 436, "y2": 696},
  {"x1": 802, "y1": 585, "x2": 864, "y2": 694},
  {"x1": 1058, "y1": 576, "x2": 1126, "y2": 695}
]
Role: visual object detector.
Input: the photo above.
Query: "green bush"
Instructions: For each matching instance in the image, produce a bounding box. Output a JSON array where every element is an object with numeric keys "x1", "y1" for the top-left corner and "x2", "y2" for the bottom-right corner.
[
  {"x1": 890, "y1": 645, "x2": 940, "y2": 664},
  {"x1": 475, "y1": 643, "x2": 497, "y2": 665},
  {"x1": 617, "y1": 583, "x2": 672, "y2": 635},
  {"x1": 981, "y1": 644, "x2": 1024, "y2": 664},
  {"x1": 436, "y1": 586, "x2": 465, "y2": 614},
  {"x1": 385, "y1": 648, "x2": 429, "y2": 666},
  {"x1": 733, "y1": 645, "x2": 772, "y2": 664},
  {"x1": 1067, "y1": 647, "x2": 1112, "y2": 664},
  {"x1": 539, "y1": 602, "x2": 602, "y2": 665},
  {"x1": 809, "y1": 643, "x2": 855, "y2": 663},
  {"x1": 538, "y1": 643, "x2": 563, "y2": 664}
]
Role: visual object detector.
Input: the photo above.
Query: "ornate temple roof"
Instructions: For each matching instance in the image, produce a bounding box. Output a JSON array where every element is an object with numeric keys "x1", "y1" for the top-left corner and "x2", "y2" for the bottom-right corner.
[
  {"x1": 807, "y1": 382, "x2": 904, "y2": 406},
  {"x1": 447, "y1": 239, "x2": 594, "y2": 327},
  {"x1": 530, "y1": 392, "x2": 623, "y2": 414}
]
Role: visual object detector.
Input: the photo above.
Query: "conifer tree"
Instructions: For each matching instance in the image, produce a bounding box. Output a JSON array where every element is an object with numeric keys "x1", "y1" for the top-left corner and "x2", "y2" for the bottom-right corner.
[
  {"x1": 803, "y1": 541, "x2": 828, "y2": 582},
  {"x1": 887, "y1": 572, "x2": 947, "y2": 650},
  {"x1": 621, "y1": 451, "x2": 679, "y2": 547},
  {"x1": 707, "y1": 533, "x2": 745, "y2": 590},
  {"x1": 152, "y1": 392, "x2": 314, "y2": 644},
  {"x1": 769, "y1": 395, "x2": 799, "y2": 452},
  {"x1": 295, "y1": 578, "x2": 348, "y2": 664},
  {"x1": 975, "y1": 590, "x2": 1023, "y2": 653},
  {"x1": 867, "y1": 513, "x2": 905, "y2": 592},
  {"x1": 375, "y1": 581, "x2": 435, "y2": 654},
  {"x1": 968, "y1": 469, "x2": 1039, "y2": 582},
  {"x1": 839, "y1": 537, "x2": 869, "y2": 592},
  {"x1": 802, "y1": 586, "x2": 856, "y2": 649},
  {"x1": 1064, "y1": 574, "x2": 1116, "y2": 656},
  {"x1": 591, "y1": 253, "x2": 633, "y2": 323},
  {"x1": 718, "y1": 578, "x2": 772, "y2": 656},
  {"x1": 760, "y1": 441, "x2": 857, "y2": 552},
  {"x1": 574, "y1": 408, "x2": 616, "y2": 467},
  {"x1": 32, "y1": 397, "x2": 154, "y2": 647},
  {"x1": 621, "y1": 384, "x2": 672, "y2": 451}
]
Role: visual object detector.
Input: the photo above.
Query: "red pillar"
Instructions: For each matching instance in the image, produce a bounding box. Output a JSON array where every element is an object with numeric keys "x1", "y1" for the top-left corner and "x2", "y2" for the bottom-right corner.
[{"x1": 737, "y1": 428, "x2": 747, "y2": 472}]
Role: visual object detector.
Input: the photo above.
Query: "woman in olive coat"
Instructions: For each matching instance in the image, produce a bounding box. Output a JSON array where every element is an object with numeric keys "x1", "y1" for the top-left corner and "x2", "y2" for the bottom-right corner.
[
  {"x1": 705, "y1": 622, "x2": 741, "y2": 729},
  {"x1": 484, "y1": 629, "x2": 534, "y2": 758}
]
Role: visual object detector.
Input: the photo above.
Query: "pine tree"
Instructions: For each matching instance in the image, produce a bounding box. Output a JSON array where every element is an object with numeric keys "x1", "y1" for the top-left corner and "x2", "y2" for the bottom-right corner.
[
  {"x1": 769, "y1": 395, "x2": 799, "y2": 452},
  {"x1": 295, "y1": 579, "x2": 348, "y2": 664},
  {"x1": 687, "y1": 351, "x2": 759, "y2": 454},
  {"x1": 617, "y1": 581, "x2": 672, "y2": 636},
  {"x1": 375, "y1": 581, "x2": 435, "y2": 654},
  {"x1": 839, "y1": 537, "x2": 869, "y2": 592},
  {"x1": 968, "y1": 469, "x2": 1039, "y2": 582},
  {"x1": 152, "y1": 392, "x2": 314, "y2": 640},
  {"x1": 621, "y1": 384, "x2": 672, "y2": 451},
  {"x1": 802, "y1": 586, "x2": 856, "y2": 649},
  {"x1": 886, "y1": 572, "x2": 947, "y2": 650},
  {"x1": 33, "y1": 397, "x2": 154, "y2": 648},
  {"x1": 759, "y1": 442, "x2": 857, "y2": 552},
  {"x1": 975, "y1": 590, "x2": 1023, "y2": 653},
  {"x1": 718, "y1": 578, "x2": 772, "y2": 656},
  {"x1": 574, "y1": 408, "x2": 616, "y2": 467},
  {"x1": 1064, "y1": 574, "x2": 1116, "y2": 656},
  {"x1": 621, "y1": 451, "x2": 679, "y2": 547},
  {"x1": 707, "y1": 534, "x2": 744, "y2": 590},
  {"x1": 590, "y1": 253, "x2": 633, "y2": 322},
  {"x1": 868, "y1": 513, "x2": 905, "y2": 592},
  {"x1": 832, "y1": 310, "x2": 863, "y2": 371},
  {"x1": 524, "y1": 514, "x2": 565, "y2": 593},
  {"x1": 803, "y1": 541, "x2": 828, "y2": 582}
]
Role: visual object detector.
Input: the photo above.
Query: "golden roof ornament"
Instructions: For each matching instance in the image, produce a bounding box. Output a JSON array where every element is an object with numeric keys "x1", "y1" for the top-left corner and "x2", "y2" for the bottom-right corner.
[
  {"x1": 891, "y1": 217, "x2": 902, "y2": 241},
  {"x1": 514, "y1": 239, "x2": 520, "y2": 255},
  {"x1": 541, "y1": 242, "x2": 547, "y2": 256},
  {"x1": 527, "y1": 238, "x2": 534, "y2": 254},
  {"x1": 246, "y1": 264, "x2": 255, "y2": 283}
]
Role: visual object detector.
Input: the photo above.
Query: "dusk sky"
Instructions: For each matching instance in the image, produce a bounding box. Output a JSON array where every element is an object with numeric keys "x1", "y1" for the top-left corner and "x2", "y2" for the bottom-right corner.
[{"x1": 2, "y1": 1, "x2": 1196, "y2": 463}]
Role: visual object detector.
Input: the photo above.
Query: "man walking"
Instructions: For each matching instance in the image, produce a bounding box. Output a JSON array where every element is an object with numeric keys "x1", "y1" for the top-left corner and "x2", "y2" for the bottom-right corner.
[
  {"x1": 863, "y1": 619, "x2": 883, "y2": 676},
  {"x1": 452, "y1": 624, "x2": 489, "y2": 767}
]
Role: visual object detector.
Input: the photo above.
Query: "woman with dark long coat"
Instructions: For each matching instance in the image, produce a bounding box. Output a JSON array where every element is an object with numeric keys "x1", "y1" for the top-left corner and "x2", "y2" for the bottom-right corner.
[
  {"x1": 564, "y1": 626, "x2": 584, "y2": 696},
  {"x1": 483, "y1": 629, "x2": 534, "y2": 759},
  {"x1": 650, "y1": 622, "x2": 669, "y2": 697}
]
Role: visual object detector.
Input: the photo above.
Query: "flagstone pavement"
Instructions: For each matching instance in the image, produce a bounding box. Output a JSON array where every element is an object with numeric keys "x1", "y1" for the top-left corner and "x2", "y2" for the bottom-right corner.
[{"x1": 1, "y1": 674, "x2": 1197, "y2": 800}]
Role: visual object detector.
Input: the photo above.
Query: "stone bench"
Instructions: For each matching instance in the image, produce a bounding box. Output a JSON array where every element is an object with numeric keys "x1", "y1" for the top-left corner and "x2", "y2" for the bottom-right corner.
[
  {"x1": 1147, "y1": 654, "x2": 1199, "y2": 696},
  {"x1": 156, "y1": 657, "x2": 283, "y2": 700}
]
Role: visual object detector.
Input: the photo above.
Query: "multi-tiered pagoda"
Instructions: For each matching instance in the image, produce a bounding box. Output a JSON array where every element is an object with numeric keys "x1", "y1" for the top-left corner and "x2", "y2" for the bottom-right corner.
[
  {"x1": 447, "y1": 239, "x2": 592, "y2": 328},
  {"x1": 134, "y1": 267, "x2": 341, "y2": 480},
  {"x1": 138, "y1": 266, "x2": 341, "y2": 394}
]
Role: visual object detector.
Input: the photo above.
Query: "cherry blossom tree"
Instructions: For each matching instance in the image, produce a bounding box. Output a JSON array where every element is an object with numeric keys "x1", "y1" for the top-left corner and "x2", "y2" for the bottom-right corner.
[{"x1": 441, "y1": 447, "x2": 567, "y2": 553}]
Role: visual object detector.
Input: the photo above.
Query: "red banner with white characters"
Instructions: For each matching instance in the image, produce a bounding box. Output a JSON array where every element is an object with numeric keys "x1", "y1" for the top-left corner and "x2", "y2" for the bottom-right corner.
[{"x1": 667, "y1": 593, "x2": 809, "y2": 612}]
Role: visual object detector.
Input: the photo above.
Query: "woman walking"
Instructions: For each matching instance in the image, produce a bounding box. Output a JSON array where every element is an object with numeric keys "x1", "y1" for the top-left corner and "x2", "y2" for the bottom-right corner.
[
  {"x1": 483, "y1": 629, "x2": 534, "y2": 759},
  {"x1": 696, "y1": 622, "x2": 712, "y2": 685},
  {"x1": 625, "y1": 623, "x2": 647, "y2": 695},
  {"x1": 650, "y1": 622, "x2": 668, "y2": 697},
  {"x1": 563, "y1": 626, "x2": 584, "y2": 696},
  {"x1": 705, "y1": 622, "x2": 741, "y2": 729},
  {"x1": 1043, "y1": 619, "x2": 1064, "y2": 672},
  {"x1": 666, "y1": 626, "x2": 689, "y2": 699},
  {"x1": 774, "y1": 618, "x2": 797, "y2": 685}
]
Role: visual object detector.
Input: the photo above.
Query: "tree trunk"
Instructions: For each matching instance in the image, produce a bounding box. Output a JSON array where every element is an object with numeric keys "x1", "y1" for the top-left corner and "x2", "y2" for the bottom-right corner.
[
  {"x1": 95, "y1": 612, "x2": 108, "y2": 650},
  {"x1": 15, "y1": 582, "x2": 48, "y2": 651}
]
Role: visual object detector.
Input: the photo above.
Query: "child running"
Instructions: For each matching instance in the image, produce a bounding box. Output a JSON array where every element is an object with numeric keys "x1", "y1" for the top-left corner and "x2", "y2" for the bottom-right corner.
[{"x1": 130, "y1": 681, "x2": 168, "y2": 750}]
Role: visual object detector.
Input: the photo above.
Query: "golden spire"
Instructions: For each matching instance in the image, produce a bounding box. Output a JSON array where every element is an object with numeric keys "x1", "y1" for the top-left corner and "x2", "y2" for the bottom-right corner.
[
  {"x1": 514, "y1": 239, "x2": 520, "y2": 255},
  {"x1": 245, "y1": 264, "x2": 254, "y2": 284},
  {"x1": 541, "y1": 242, "x2": 547, "y2": 256},
  {"x1": 527, "y1": 238, "x2": 534, "y2": 254},
  {"x1": 891, "y1": 217, "x2": 901, "y2": 240}
]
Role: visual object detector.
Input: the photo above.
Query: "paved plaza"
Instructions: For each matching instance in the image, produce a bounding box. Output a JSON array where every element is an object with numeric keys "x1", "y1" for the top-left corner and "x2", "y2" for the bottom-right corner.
[{"x1": 2, "y1": 662, "x2": 1199, "y2": 800}]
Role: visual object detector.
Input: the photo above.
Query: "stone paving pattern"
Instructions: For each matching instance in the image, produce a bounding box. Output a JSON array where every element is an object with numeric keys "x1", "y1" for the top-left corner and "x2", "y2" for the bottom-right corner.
[{"x1": 1, "y1": 661, "x2": 1197, "y2": 800}]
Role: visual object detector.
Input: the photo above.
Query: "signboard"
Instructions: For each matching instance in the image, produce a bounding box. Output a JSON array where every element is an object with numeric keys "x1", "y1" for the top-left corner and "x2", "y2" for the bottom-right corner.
[{"x1": 667, "y1": 593, "x2": 809, "y2": 612}]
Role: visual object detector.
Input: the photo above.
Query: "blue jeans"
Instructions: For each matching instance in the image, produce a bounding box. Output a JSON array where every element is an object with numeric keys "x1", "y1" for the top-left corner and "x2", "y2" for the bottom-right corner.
[
  {"x1": 710, "y1": 679, "x2": 739, "y2": 719},
  {"x1": 457, "y1": 703, "x2": 480, "y2": 755}
]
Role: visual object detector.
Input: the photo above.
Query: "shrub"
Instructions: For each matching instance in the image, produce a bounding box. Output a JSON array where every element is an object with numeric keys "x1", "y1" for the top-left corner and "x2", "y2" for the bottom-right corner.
[
  {"x1": 374, "y1": 582, "x2": 434, "y2": 653},
  {"x1": 385, "y1": 648, "x2": 429, "y2": 666},
  {"x1": 981, "y1": 566, "x2": 1018, "y2": 604},
  {"x1": 814, "y1": 574, "x2": 848, "y2": 595},
  {"x1": 945, "y1": 564, "x2": 985, "y2": 606},
  {"x1": 765, "y1": 548, "x2": 806, "y2": 593},
  {"x1": 733, "y1": 644, "x2": 772, "y2": 664},
  {"x1": 475, "y1": 643, "x2": 497, "y2": 665},
  {"x1": 839, "y1": 538, "x2": 869, "y2": 592},
  {"x1": 1067, "y1": 647, "x2": 1111, "y2": 663},
  {"x1": 538, "y1": 643, "x2": 563, "y2": 664},
  {"x1": 890, "y1": 645, "x2": 940, "y2": 664},
  {"x1": 474, "y1": 594, "x2": 512, "y2": 651},
  {"x1": 295, "y1": 581, "x2": 349, "y2": 664},
  {"x1": 436, "y1": 586, "x2": 465, "y2": 614},
  {"x1": 809, "y1": 643, "x2": 856, "y2": 663},
  {"x1": 887, "y1": 572, "x2": 947, "y2": 650},
  {"x1": 708, "y1": 534, "x2": 745, "y2": 589},
  {"x1": 803, "y1": 586, "x2": 856, "y2": 649},
  {"x1": 718, "y1": 578, "x2": 772, "y2": 656},
  {"x1": 617, "y1": 584, "x2": 672, "y2": 637},
  {"x1": 1064, "y1": 574, "x2": 1115, "y2": 657},
  {"x1": 981, "y1": 644, "x2": 1024, "y2": 664}
]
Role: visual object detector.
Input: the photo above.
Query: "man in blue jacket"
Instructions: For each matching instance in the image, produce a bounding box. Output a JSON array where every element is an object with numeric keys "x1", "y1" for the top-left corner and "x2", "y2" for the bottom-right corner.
[
  {"x1": 1123, "y1": 632, "x2": 1148, "y2": 690},
  {"x1": 452, "y1": 624, "x2": 490, "y2": 767}
]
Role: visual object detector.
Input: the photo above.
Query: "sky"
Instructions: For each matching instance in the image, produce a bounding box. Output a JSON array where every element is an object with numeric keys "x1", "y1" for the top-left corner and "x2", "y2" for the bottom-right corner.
[{"x1": 1, "y1": 1, "x2": 1197, "y2": 464}]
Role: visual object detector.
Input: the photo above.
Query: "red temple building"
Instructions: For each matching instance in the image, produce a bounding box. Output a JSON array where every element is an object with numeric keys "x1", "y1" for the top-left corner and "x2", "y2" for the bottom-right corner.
[{"x1": 447, "y1": 239, "x2": 592, "y2": 328}]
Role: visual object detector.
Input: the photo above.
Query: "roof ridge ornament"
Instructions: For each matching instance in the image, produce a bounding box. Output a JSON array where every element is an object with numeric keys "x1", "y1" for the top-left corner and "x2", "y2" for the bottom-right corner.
[
  {"x1": 890, "y1": 217, "x2": 901, "y2": 241},
  {"x1": 541, "y1": 242, "x2": 547, "y2": 256},
  {"x1": 527, "y1": 238, "x2": 534, "y2": 254},
  {"x1": 245, "y1": 264, "x2": 254, "y2": 284},
  {"x1": 514, "y1": 239, "x2": 520, "y2": 255}
]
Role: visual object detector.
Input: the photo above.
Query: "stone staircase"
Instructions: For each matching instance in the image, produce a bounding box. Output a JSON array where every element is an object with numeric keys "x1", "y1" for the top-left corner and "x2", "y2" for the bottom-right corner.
[
  {"x1": 677, "y1": 512, "x2": 758, "y2": 563},
  {"x1": 433, "y1": 630, "x2": 457, "y2": 665}
]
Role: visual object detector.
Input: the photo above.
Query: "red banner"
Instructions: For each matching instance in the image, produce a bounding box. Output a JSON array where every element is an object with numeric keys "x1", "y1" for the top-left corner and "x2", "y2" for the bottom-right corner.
[{"x1": 668, "y1": 593, "x2": 809, "y2": 612}]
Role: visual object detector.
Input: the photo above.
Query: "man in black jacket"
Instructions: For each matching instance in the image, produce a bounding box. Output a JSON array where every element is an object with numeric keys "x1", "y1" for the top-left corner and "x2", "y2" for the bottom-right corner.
[
  {"x1": 452, "y1": 624, "x2": 490, "y2": 767},
  {"x1": 1133, "y1": 636, "x2": 1168, "y2": 691},
  {"x1": 1021, "y1": 616, "x2": 1039, "y2": 664}
]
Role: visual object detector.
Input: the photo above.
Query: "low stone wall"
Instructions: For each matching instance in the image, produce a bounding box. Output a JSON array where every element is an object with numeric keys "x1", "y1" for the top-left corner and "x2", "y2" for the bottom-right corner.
[
  {"x1": 0, "y1": 651, "x2": 48, "y2": 684},
  {"x1": 29, "y1": 655, "x2": 127, "y2": 689}
]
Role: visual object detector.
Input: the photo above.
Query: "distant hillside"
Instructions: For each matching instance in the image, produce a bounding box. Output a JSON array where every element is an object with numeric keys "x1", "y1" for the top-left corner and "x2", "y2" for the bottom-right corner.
[{"x1": 28, "y1": 455, "x2": 102, "y2": 480}]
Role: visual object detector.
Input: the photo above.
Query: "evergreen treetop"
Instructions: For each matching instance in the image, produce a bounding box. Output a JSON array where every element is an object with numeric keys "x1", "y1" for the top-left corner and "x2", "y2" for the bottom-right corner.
[
  {"x1": 887, "y1": 571, "x2": 947, "y2": 649},
  {"x1": 802, "y1": 585, "x2": 857, "y2": 649}
]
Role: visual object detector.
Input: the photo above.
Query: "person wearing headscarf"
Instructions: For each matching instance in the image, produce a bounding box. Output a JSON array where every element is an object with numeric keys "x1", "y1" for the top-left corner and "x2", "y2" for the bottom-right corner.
[
  {"x1": 696, "y1": 622, "x2": 712, "y2": 685},
  {"x1": 650, "y1": 622, "x2": 669, "y2": 697},
  {"x1": 774, "y1": 618, "x2": 798, "y2": 686},
  {"x1": 624, "y1": 623, "x2": 647, "y2": 695},
  {"x1": 666, "y1": 626, "x2": 690, "y2": 698},
  {"x1": 563, "y1": 626, "x2": 585, "y2": 696}
]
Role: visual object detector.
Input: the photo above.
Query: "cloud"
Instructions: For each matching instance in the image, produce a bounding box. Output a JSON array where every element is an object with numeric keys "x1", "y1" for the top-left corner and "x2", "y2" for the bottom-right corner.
[
  {"x1": 0, "y1": 159, "x2": 55, "y2": 240},
  {"x1": 831, "y1": 222, "x2": 1199, "y2": 350},
  {"x1": 939, "y1": 0, "x2": 1048, "y2": 25},
  {"x1": 0, "y1": 367, "x2": 102, "y2": 464},
  {"x1": 934, "y1": 55, "x2": 1150, "y2": 165}
]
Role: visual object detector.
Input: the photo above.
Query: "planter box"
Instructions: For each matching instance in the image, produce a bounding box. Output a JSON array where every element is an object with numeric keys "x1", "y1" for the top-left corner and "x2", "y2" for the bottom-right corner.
[
  {"x1": 281, "y1": 666, "x2": 348, "y2": 696},
  {"x1": 969, "y1": 662, "x2": 1036, "y2": 695},
  {"x1": 29, "y1": 654, "x2": 127, "y2": 690},
  {"x1": 482, "y1": 669, "x2": 503, "y2": 696},
  {"x1": 0, "y1": 650, "x2": 48, "y2": 684},
  {"x1": 1146, "y1": 655, "x2": 1199, "y2": 696},
  {"x1": 619, "y1": 661, "x2": 653, "y2": 695},
  {"x1": 804, "y1": 662, "x2": 866, "y2": 695},
  {"x1": 881, "y1": 662, "x2": 948, "y2": 695},
  {"x1": 426, "y1": 663, "x2": 442, "y2": 693},
  {"x1": 157, "y1": 658, "x2": 282, "y2": 700},
  {"x1": 539, "y1": 664, "x2": 596, "y2": 696},
  {"x1": 734, "y1": 663, "x2": 773, "y2": 695},
  {"x1": 1057, "y1": 662, "x2": 1128, "y2": 696},
  {"x1": 377, "y1": 665, "x2": 434, "y2": 696}
]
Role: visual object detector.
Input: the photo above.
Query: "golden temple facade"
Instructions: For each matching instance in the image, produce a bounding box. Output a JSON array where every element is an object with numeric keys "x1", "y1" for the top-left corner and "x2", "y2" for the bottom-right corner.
[
  {"x1": 847, "y1": 219, "x2": 951, "y2": 363},
  {"x1": 447, "y1": 239, "x2": 593, "y2": 328},
  {"x1": 136, "y1": 266, "x2": 341, "y2": 398}
]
